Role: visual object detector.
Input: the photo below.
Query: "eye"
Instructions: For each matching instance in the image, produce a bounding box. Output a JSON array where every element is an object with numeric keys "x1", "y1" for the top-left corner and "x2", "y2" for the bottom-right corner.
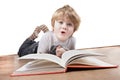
[
  {"x1": 58, "y1": 21, "x2": 63, "y2": 24},
  {"x1": 67, "y1": 23, "x2": 73, "y2": 26}
]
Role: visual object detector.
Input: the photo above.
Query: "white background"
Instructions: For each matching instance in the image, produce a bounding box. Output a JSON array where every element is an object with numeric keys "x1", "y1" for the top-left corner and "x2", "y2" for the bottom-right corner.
[{"x1": 0, "y1": 0, "x2": 120, "y2": 56}]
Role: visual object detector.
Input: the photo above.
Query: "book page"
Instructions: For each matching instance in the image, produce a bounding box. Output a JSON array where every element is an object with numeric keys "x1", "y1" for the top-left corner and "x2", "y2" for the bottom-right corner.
[
  {"x1": 16, "y1": 60, "x2": 64, "y2": 71},
  {"x1": 12, "y1": 60, "x2": 65, "y2": 76},
  {"x1": 61, "y1": 50, "x2": 104, "y2": 67},
  {"x1": 68, "y1": 57, "x2": 114, "y2": 66},
  {"x1": 18, "y1": 54, "x2": 64, "y2": 67}
]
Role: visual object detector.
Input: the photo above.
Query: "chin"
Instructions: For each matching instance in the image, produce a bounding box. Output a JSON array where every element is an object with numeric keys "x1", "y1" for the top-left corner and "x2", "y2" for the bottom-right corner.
[{"x1": 59, "y1": 37, "x2": 68, "y2": 42}]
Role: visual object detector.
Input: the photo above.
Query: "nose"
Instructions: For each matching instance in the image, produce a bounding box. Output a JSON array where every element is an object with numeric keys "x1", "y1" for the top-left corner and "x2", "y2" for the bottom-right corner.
[{"x1": 61, "y1": 23, "x2": 67, "y2": 30}]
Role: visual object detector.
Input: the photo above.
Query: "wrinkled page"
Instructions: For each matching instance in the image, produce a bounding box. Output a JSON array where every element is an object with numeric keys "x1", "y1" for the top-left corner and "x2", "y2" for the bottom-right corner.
[
  {"x1": 61, "y1": 50, "x2": 104, "y2": 66},
  {"x1": 68, "y1": 57, "x2": 114, "y2": 66},
  {"x1": 18, "y1": 54, "x2": 64, "y2": 67},
  {"x1": 11, "y1": 60, "x2": 65, "y2": 76},
  {"x1": 16, "y1": 60, "x2": 64, "y2": 71}
]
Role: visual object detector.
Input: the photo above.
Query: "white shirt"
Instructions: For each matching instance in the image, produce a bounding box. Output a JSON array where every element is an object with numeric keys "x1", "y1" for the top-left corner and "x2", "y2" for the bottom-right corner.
[{"x1": 37, "y1": 31, "x2": 76, "y2": 53}]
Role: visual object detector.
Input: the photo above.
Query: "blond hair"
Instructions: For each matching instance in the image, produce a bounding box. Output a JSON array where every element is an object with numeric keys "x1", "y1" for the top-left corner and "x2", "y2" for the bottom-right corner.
[{"x1": 51, "y1": 5, "x2": 81, "y2": 32}]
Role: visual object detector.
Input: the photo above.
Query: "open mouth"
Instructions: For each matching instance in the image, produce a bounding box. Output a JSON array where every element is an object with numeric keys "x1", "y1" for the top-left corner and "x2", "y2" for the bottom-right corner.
[{"x1": 61, "y1": 31, "x2": 66, "y2": 34}]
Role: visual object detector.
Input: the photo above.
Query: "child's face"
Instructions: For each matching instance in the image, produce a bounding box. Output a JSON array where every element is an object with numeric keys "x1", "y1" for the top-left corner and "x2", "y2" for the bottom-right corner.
[{"x1": 53, "y1": 17, "x2": 74, "y2": 42}]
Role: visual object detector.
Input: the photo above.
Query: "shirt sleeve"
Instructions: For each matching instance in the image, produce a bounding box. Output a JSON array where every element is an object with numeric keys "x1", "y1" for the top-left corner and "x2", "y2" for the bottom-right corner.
[
  {"x1": 37, "y1": 32, "x2": 51, "y2": 53},
  {"x1": 63, "y1": 37, "x2": 76, "y2": 50}
]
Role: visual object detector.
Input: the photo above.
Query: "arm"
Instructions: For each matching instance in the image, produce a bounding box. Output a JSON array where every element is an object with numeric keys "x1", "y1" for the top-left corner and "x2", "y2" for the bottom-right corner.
[{"x1": 37, "y1": 32, "x2": 50, "y2": 53}]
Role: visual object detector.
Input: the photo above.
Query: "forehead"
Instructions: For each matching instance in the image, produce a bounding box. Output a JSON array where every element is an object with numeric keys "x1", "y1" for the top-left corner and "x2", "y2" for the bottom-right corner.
[
  {"x1": 56, "y1": 16, "x2": 72, "y2": 22},
  {"x1": 55, "y1": 12, "x2": 72, "y2": 21}
]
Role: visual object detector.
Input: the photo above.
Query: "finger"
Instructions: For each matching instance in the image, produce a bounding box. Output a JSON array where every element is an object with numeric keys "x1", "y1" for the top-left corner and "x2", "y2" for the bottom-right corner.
[{"x1": 40, "y1": 25, "x2": 49, "y2": 33}]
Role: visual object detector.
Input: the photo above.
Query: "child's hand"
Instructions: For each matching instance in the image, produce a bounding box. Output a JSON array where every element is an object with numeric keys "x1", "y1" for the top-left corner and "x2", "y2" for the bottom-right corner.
[{"x1": 56, "y1": 45, "x2": 66, "y2": 58}]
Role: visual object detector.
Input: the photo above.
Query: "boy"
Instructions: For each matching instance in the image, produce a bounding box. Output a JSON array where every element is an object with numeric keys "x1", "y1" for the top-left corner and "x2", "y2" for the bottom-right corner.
[{"x1": 18, "y1": 5, "x2": 80, "y2": 57}]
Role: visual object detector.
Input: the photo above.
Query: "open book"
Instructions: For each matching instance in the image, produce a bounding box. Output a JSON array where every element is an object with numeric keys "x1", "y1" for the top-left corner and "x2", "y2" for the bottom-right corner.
[{"x1": 11, "y1": 50, "x2": 118, "y2": 76}]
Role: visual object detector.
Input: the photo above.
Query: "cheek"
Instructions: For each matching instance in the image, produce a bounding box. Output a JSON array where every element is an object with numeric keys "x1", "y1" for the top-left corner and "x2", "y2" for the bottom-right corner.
[
  {"x1": 54, "y1": 21, "x2": 60, "y2": 28},
  {"x1": 53, "y1": 24, "x2": 60, "y2": 35},
  {"x1": 53, "y1": 22, "x2": 60, "y2": 31},
  {"x1": 68, "y1": 27, "x2": 74, "y2": 34}
]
